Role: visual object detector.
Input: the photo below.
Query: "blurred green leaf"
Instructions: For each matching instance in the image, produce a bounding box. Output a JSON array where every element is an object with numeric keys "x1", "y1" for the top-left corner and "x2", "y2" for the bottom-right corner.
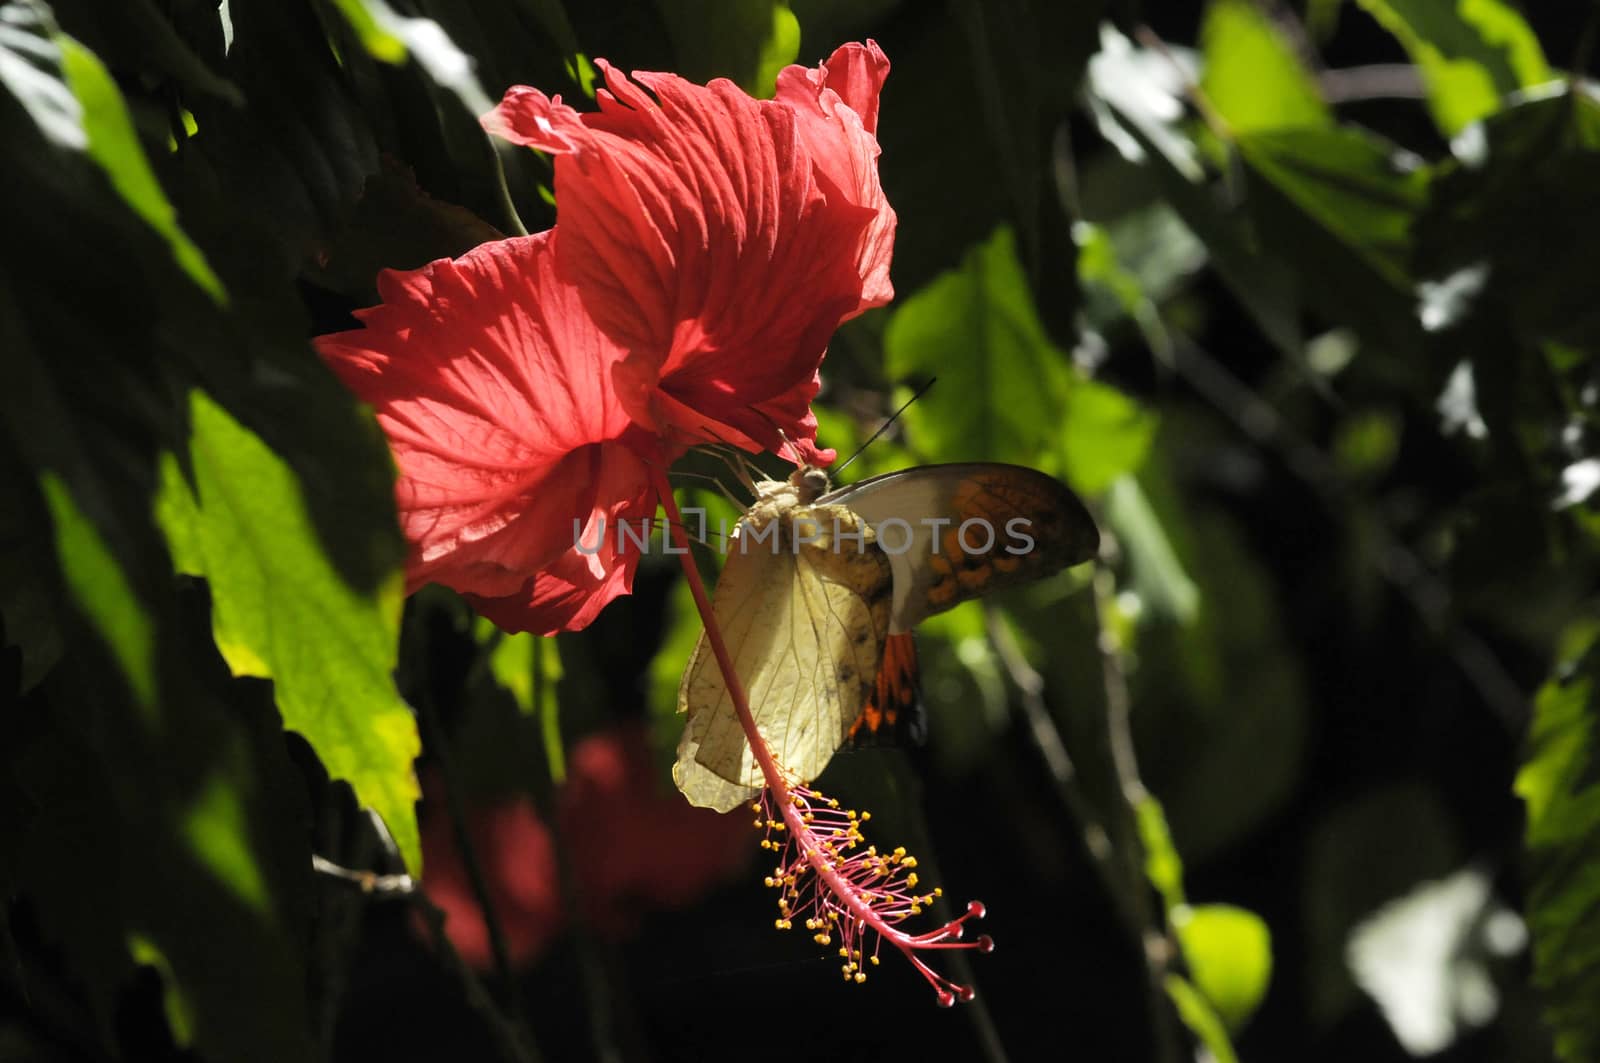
[
  {"x1": 1514, "y1": 620, "x2": 1600, "y2": 1063},
  {"x1": 1061, "y1": 377, "x2": 1158, "y2": 496},
  {"x1": 1174, "y1": 903, "x2": 1274, "y2": 1033},
  {"x1": 1354, "y1": 0, "x2": 1551, "y2": 135},
  {"x1": 1201, "y1": 0, "x2": 1332, "y2": 133},
  {"x1": 1165, "y1": 973, "x2": 1240, "y2": 1063},
  {"x1": 328, "y1": 0, "x2": 408, "y2": 62},
  {"x1": 156, "y1": 391, "x2": 422, "y2": 873}
]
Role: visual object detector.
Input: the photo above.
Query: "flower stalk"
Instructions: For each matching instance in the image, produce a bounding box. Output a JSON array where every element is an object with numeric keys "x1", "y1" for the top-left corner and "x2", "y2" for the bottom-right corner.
[{"x1": 653, "y1": 469, "x2": 992, "y2": 1005}]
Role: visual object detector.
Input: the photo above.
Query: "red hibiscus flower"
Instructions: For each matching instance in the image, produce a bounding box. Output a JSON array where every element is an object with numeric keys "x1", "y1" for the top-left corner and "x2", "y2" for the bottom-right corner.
[
  {"x1": 419, "y1": 725, "x2": 751, "y2": 968},
  {"x1": 316, "y1": 43, "x2": 893, "y2": 634}
]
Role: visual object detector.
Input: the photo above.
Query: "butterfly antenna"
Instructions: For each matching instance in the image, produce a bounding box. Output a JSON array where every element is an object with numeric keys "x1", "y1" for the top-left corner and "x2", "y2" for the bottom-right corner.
[
  {"x1": 697, "y1": 443, "x2": 761, "y2": 494},
  {"x1": 834, "y1": 377, "x2": 937, "y2": 476},
  {"x1": 670, "y1": 468, "x2": 748, "y2": 512}
]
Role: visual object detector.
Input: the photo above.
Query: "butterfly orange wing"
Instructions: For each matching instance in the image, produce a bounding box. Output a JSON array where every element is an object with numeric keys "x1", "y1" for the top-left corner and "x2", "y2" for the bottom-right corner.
[
  {"x1": 846, "y1": 632, "x2": 924, "y2": 746},
  {"x1": 821, "y1": 463, "x2": 1099, "y2": 633}
]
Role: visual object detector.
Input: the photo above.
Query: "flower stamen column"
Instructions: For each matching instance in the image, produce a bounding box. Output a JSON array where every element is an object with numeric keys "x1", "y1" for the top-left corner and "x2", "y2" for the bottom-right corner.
[{"x1": 653, "y1": 470, "x2": 993, "y2": 1005}]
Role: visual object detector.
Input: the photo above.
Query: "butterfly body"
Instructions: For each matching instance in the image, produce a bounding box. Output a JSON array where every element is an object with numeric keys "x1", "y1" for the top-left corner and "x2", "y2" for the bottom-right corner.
[{"x1": 675, "y1": 462, "x2": 1097, "y2": 811}]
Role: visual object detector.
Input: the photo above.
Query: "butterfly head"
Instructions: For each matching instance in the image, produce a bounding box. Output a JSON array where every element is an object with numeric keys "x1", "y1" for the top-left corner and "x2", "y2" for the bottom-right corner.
[{"x1": 791, "y1": 464, "x2": 832, "y2": 504}]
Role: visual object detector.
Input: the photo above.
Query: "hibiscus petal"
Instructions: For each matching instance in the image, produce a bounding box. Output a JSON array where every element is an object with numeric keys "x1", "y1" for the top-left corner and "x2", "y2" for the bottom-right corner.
[
  {"x1": 482, "y1": 50, "x2": 893, "y2": 459},
  {"x1": 315, "y1": 233, "x2": 649, "y2": 606},
  {"x1": 774, "y1": 41, "x2": 896, "y2": 313},
  {"x1": 465, "y1": 437, "x2": 657, "y2": 635}
]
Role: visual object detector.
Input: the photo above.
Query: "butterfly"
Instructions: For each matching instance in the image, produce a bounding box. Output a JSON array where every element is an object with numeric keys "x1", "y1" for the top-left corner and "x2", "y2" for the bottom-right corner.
[{"x1": 673, "y1": 462, "x2": 1099, "y2": 812}]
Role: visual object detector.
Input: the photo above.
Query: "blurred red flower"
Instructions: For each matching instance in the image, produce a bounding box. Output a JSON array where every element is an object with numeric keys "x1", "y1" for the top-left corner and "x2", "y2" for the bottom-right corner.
[
  {"x1": 317, "y1": 43, "x2": 893, "y2": 634},
  {"x1": 420, "y1": 725, "x2": 752, "y2": 967}
]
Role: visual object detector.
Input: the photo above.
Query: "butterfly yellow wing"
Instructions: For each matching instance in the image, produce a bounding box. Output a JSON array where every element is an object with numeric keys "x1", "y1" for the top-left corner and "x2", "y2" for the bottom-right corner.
[{"x1": 674, "y1": 499, "x2": 893, "y2": 812}]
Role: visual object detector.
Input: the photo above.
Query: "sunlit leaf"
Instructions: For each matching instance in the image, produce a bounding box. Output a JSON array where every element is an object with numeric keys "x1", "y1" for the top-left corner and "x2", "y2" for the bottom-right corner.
[
  {"x1": 1514, "y1": 621, "x2": 1600, "y2": 1063},
  {"x1": 1174, "y1": 903, "x2": 1273, "y2": 1033},
  {"x1": 1201, "y1": 0, "x2": 1331, "y2": 133},
  {"x1": 1354, "y1": 0, "x2": 1551, "y2": 135},
  {"x1": 157, "y1": 391, "x2": 422, "y2": 873}
]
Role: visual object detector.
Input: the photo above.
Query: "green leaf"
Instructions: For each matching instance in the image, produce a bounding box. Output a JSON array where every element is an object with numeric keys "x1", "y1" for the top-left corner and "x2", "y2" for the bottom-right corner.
[
  {"x1": 1201, "y1": 0, "x2": 1332, "y2": 133},
  {"x1": 1173, "y1": 903, "x2": 1274, "y2": 1033},
  {"x1": 1165, "y1": 974, "x2": 1240, "y2": 1063},
  {"x1": 1239, "y1": 125, "x2": 1429, "y2": 349},
  {"x1": 1354, "y1": 0, "x2": 1552, "y2": 135},
  {"x1": 157, "y1": 391, "x2": 422, "y2": 873},
  {"x1": 1240, "y1": 126, "x2": 1427, "y2": 291},
  {"x1": 1514, "y1": 620, "x2": 1600, "y2": 1063},
  {"x1": 1060, "y1": 377, "x2": 1158, "y2": 496},
  {"x1": 886, "y1": 227, "x2": 1070, "y2": 466},
  {"x1": 654, "y1": 0, "x2": 800, "y2": 96},
  {"x1": 56, "y1": 35, "x2": 224, "y2": 302},
  {"x1": 887, "y1": 226, "x2": 1150, "y2": 491}
]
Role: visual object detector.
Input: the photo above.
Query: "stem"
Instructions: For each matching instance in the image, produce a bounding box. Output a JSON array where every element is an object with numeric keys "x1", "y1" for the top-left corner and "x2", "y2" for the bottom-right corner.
[{"x1": 1091, "y1": 570, "x2": 1183, "y2": 1063}]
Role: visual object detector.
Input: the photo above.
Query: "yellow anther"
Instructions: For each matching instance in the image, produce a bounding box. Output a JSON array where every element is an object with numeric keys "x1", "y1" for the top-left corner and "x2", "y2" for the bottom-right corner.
[
  {"x1": 910, "y1": 905, "x2": 922, "y2": 916},
  {"x1": 933, "y1": 887, "x2": 944, "y2": 897},
  {"x1": 869, "y1": 955, "x2": 880, "y2": 966},
  {"x1": 903, "y1": 856, "x2": 917, "y2": 869},
  {"x1": 907, "y1": 873, "x2": 919, "y2": 887}
]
